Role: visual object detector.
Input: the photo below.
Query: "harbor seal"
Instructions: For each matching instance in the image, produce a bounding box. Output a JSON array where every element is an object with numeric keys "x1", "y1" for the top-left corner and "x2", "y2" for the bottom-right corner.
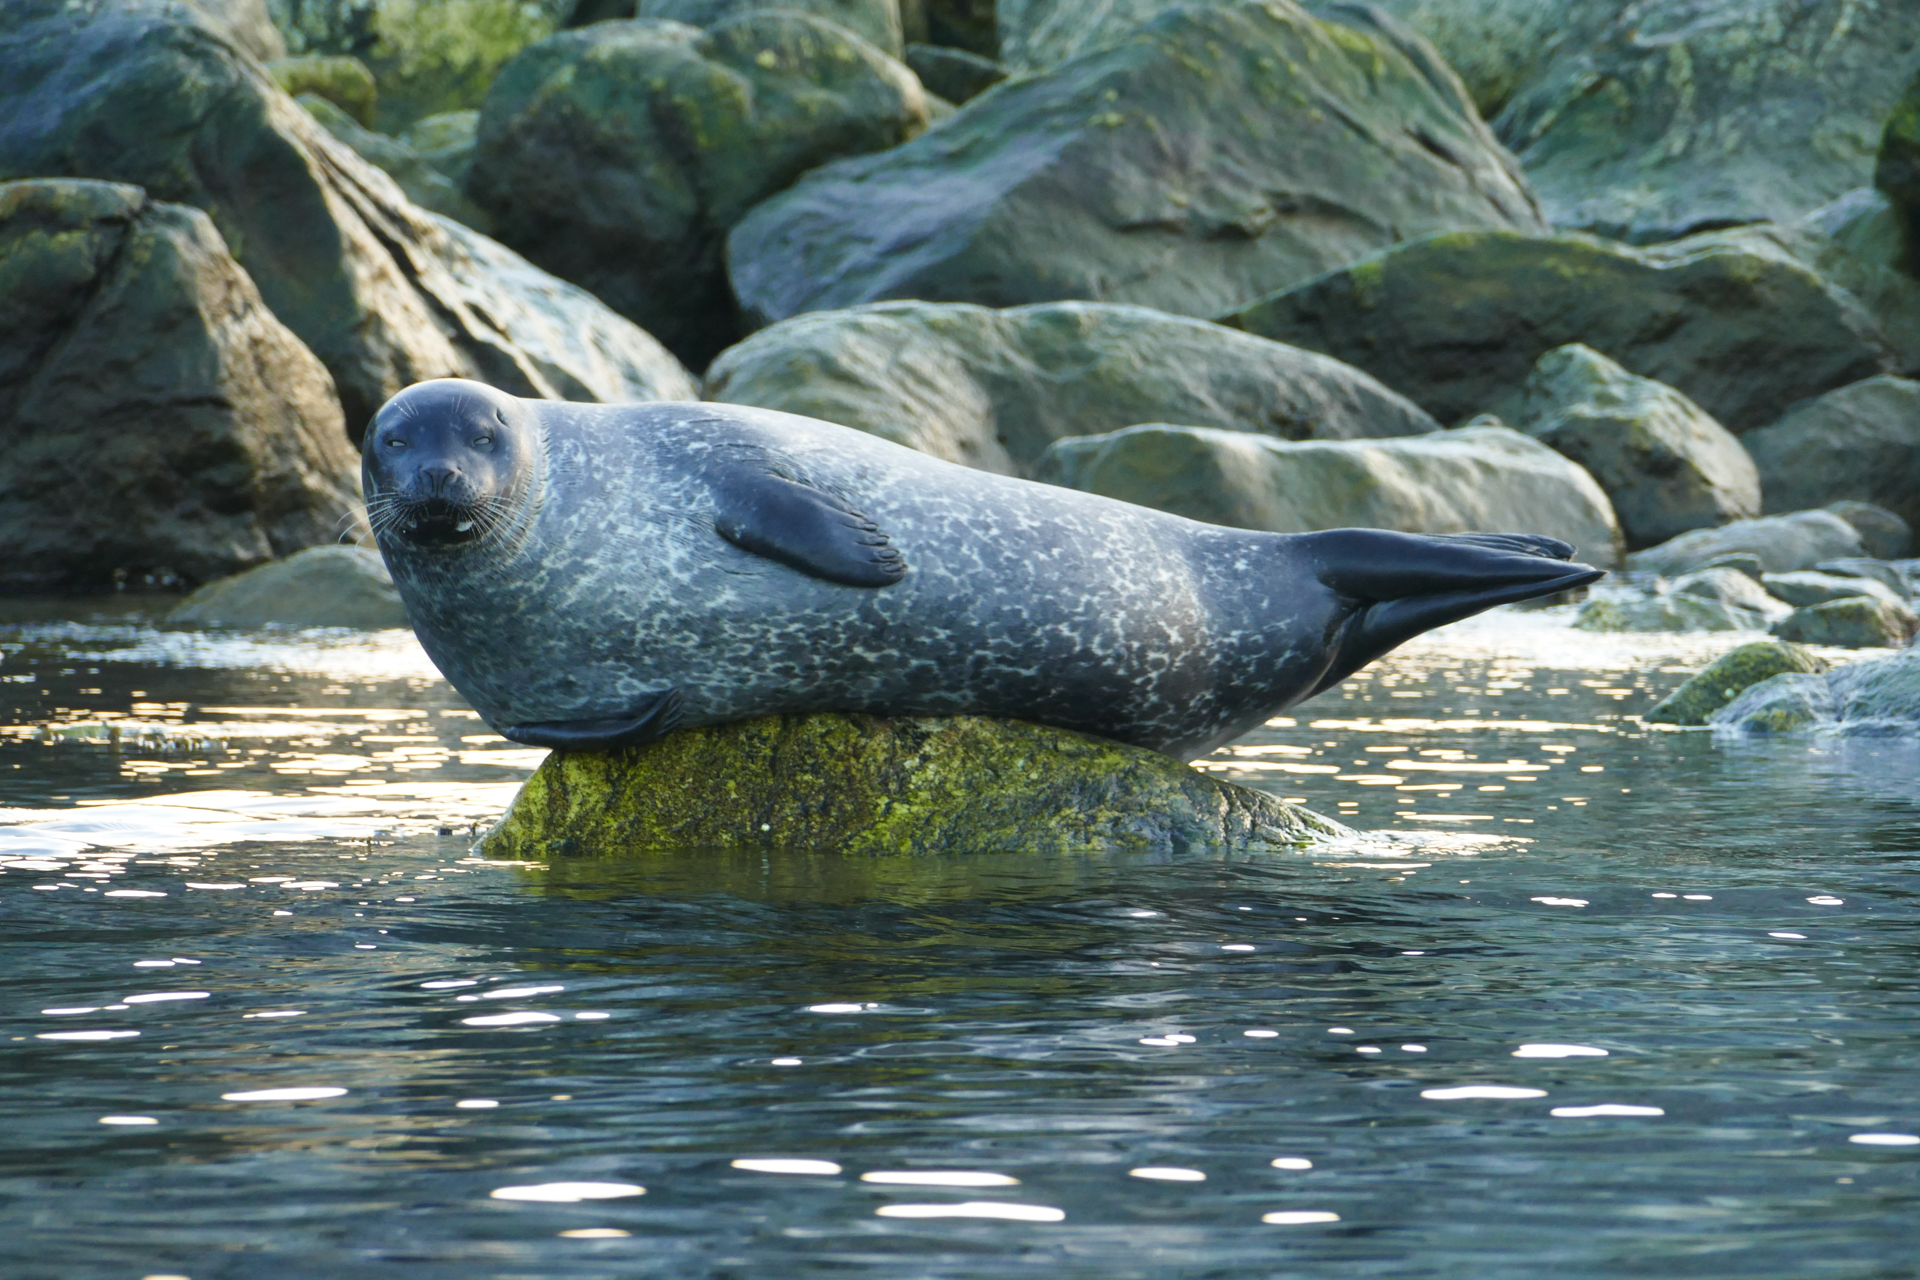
[{"x1": 365, "y1": 379, "x2": 1602, "y2": 758}]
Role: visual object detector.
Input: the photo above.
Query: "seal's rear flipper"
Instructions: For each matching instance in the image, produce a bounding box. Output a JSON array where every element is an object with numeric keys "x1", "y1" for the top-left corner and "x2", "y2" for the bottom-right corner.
[
  {"x1": 501, "y1": 688, "x2": 685, "y2": 751},
  {"x1": 1301, "y1": 529, "x2": 1604, "y2": 697}
]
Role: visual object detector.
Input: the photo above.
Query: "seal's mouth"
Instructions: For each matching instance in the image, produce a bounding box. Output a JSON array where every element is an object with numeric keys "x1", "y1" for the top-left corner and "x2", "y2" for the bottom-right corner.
[{"x1": 384, "y1": 498, "x2": 484, "y2": 549}]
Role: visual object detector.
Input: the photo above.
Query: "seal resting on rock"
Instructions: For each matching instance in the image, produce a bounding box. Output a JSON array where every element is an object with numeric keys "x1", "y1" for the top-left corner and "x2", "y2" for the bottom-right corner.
[{"x1": 365, "y1": 379, "x2": 1603, "y2": 758}]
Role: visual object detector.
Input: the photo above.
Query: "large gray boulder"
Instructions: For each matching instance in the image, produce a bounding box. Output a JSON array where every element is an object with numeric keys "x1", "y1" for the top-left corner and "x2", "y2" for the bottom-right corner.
[
  {"x1": 471, "y1": 15, "x2": 931, "y2": 368},
  {"x1": 0, "y1": 0, "x2": 697, "y2": 437},
  {"x1": 0, "y1": 179, "x2": 358, "y2": 591},
  {"x1": 1760, "y1": 571, "x2": 1908, "y2": 612},
  {"x1": 296, "y1": 95, "x2": 492, "y2": 231},
  {"x1": 727, "y1": 0, "x2": 1544, "y2": 332},
  {"x1": 1743, "y1": 377, "x2": 1920, "y2": 535},
  {"x1": 1518, "y1": 344, "x2": 1758, "y2": 550},
  {"x1": 167, "y1": 545, "x2": 407, "y2": 628},
  {"x1": 1034, "y1": 421, "x2": 1623, "y2": 567},
  {"x1": 1627, "y1": 510, "x2": 1867, "y2": 578},
  {"x1": 703, "y1": 301, "x2": 1440, "y2": 476},
  {"x1": 1495, "y1": 0, "x2": 1920, "y2": 243},
  {"x1": 1772, "y1": 596, "x2": 1920, "y2": 650},
  {"x1": 638, "y1": 0, "x2": 904, "y2": 55},
  {"x1": 1223, "y1": 229, "x2": 1893, "y2": 432}
]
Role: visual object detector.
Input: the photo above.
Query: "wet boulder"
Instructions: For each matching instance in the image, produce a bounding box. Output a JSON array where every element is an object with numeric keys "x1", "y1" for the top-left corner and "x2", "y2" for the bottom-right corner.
[
  {"x1": 167, "y1": 545, "x2": 407, "y2": 629},
  {"x1": 1771, "y1": 596, "x2": 1919, "y2": 650},
  {"x1": 1714, "y1": 644, "x2": 1920, "y2": 735},
  {"x1": 0, "y1": 0, "x2": 697, "y2": 437},
  {"x1": 0, "y1": 179, "x2": 358, "y2": 591},
  {"x1": 1036, "y1": 421, "x2": 1623, "y2": 567},
  {"x1": 728, "y1": 0, "x2": 1544, "y2": 331},
  {"x1": 470, "y1": 14, "x2": 932, "y2": 367},
  {"x1": 1627, "y1": 511, "x2": 1867, "y2": 578},
  {"x1": 703, "y1": 301, "x2": 1438, "y2": 476},
  {"x1": 1645, "y1": 640, "x2": 1830, "y2": 726},
  {"x1": 1496, "y1": 0, "x2": 1920, "y2": 243},
  {"x1": 639, "y1": 0, "x2": 905, "y2": 55},
  {"x1": 1743, "y1": 378, "x2": 1920, "y2": 536},
  {"x1": 1573, "y1": 592, "x2": 1764, "y2": 635},
  {"x1": 1517, "y1": 344, "x2": 1758, "y2": 550},
  {"x1": 1815, "y1": 559, "x2": 1915, "y2": 599},
  {"x1": 478, "y1": 713, "x2": 1347, "y2": 858},
  {"x1": 1223, "y1": 230, "x2": 1893, "y2": 433}
]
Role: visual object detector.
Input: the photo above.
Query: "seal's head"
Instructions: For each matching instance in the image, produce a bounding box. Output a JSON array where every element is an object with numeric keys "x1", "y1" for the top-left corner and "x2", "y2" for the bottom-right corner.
[{"x1": 363, "y1": 380, "x2": 535, "y2": 551}]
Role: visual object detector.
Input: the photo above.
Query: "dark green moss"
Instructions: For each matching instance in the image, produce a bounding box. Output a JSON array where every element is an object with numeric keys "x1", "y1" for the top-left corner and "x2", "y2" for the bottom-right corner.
[{"x1": 1645, "y1": 641, "x2": 1829, "y2": 725}]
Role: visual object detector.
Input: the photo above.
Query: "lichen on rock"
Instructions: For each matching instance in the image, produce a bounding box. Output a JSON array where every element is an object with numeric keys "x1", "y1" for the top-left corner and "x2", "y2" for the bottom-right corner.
[
  {"x1": 1645, "y1": 641, "x2": 1829, "y2": 727},
  {"x1": 479, "y1": 713, "x2": 1346, "y2": 859}
]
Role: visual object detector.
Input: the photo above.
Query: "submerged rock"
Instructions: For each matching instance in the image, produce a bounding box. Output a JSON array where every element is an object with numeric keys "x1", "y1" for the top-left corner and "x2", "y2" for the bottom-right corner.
[
  {"x1": 704, "y1": 301, "x2": 1437, "y2": 476},
  {"x1": 167, "y1": 546, "x2": 407, "y2": 629},
  {"x1": 1714, "y1": 644, "x2": 1920, "y2": 735},
  {"x1": 0, "y1": 0, "x2": 697, "y2": 435},
  {"x1": 472, "y1": 14, "x2": 931, "y2": 366},
  {"x1": 1517, "y1": 344, "x2": 1758, "y2": 550},
  {"x1": 478, "y1": 714, "x2": 1347, "y2": 858},
  {"x1": 0, "y1": 179, "x2": 358, "y2": 590},
  {"x1": 1496, "y1": 0, "x2": 1920, "y2": 243},
  {"x1": 1037, "y1": 422, "x2": 1622, "y2": 567},
  {"x1": 1223, "y1": 229, "x2": 1892, "y2": 433},
  {"x1": 1627, "y1": 511, "x2": 1867, "y2": 578},
  {"x1": 1645, "y1": 640, "x2": 1830, "y2": 726},
  {"x1": 1771, "y1": 597, "x2": 1919, "y2": 650},
  {"x1": 728, "y1": 0, "x2": 1543, "y2": 331},
  {"x1": 1744, "y1": 378, "x2": 1920, "y2": 535}
]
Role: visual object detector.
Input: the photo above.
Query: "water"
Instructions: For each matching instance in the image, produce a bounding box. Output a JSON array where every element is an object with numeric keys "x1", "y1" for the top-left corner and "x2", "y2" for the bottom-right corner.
[{"x1": 3, "y1": 603, "x2": 1916, "y2": 1279}]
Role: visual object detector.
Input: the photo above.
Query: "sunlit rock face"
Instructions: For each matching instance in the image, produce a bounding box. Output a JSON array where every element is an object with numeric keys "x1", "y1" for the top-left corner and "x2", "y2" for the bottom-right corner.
[
  {"x1": 478, "y1": 713, "x2": 1347, "y2": 858},
  {"x1": 0, "y1": 179, "x2": 359, "y2": 591}
]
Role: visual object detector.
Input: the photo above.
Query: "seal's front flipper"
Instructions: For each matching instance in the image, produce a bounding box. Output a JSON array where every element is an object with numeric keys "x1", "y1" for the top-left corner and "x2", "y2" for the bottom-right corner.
[
  {"x1": 713, "y1": 470, "x2": 906, "y2": 588},
  {"x1": 501, "y1": 688, "x2": 685, "y2": 751},
  {"x1": 1301, "y1": 529, "x2": 1605, "y2": 697}
]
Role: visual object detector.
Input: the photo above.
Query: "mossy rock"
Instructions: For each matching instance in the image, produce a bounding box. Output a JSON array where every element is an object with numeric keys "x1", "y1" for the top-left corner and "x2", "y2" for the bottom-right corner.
[
  {"x1": 268, "y1": 53, "x2": 377, "y2": 124},
  {"x1": 1645, "y1": 641, "x2": 1829, "y2": 726},
  {"x1": 479, "y1": 713, "x2": 1346, "y2": 859},
  {"x1": 1771, "y1": 596, "x2": 1920, "y2": 649}
]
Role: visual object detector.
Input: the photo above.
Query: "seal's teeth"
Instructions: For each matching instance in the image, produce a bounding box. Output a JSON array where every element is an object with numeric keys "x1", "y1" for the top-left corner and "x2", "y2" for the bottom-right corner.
[{"x1": 455, "y1": 520, "x2": 475, "y2": 532}]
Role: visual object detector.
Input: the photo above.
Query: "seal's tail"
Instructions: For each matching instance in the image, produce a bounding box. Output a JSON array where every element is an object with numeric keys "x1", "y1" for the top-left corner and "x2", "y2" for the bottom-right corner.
[{"x1": 1300, "y1": 529, "x2": 1604, "y2": 698}]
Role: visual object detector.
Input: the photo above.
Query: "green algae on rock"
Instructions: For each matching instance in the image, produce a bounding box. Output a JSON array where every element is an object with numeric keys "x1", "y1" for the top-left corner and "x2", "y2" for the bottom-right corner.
[
  {"x1": 1645, "y1": 641, "x2": 1829, "y2": 727},
  {"x1": 479, "y1": 714, "x2": 1346, "y2": 858}
]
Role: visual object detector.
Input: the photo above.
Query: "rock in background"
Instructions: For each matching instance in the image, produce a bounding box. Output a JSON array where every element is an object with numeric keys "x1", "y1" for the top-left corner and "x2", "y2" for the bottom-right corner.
[
  {"x1": 728, "y1": 0, "x2": 1543, "y2": 330},
  {"x1": 704, "y1": 301, "x2": 1438, "y2": 475},
  {"x1": 1714, "y1": 643, "x2": 1920, "y2": 735},
  {"x1": 1743, "y1": 377, "x2": 1920, "y2": 535},
  {"x1": 0, "y1": 180, "x2": 359, "y2": 590},
  {"x1": 297, "y1": 94, "x2": 493, "y2": 230},
  {"x1": 1496, "y1": 0, "x2": 1920, "y2": 243},
  {"x1": 1646, "y1": 640, "x2": 1829, "y2": 726},
  {"x1": 478, "y1": 712, "x2": 1347, "y2": 857},
  {"x1": 0, "y1": 0, "x2": 697, "y2": 438},
  {"x1": 167, "y1": 544, "x2": 406, "y2": 628},
  {"x1": 1517, "y1": 344, "x2": 1758, "y2": 549},
  {"x1": 471, "y1": 14, "x2": 931, "y2": 367},
  {"x1": 1627, "y1": 510, "x2": 1868, "y2": 578},
  {"x1": 1036, "y1": 421, "x2": 1623, "y2": 567},
  {"x1": 1224, "y1": 229, "x2": 1893, "y2": 432},
  {"x1": 639, "y1": 0, "x2": 904, "y2": 56}
]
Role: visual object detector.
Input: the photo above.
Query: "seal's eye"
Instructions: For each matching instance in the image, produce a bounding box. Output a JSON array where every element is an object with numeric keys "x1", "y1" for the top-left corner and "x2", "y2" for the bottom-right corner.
[
  {"x1": 472, "y1": 435, "x2": 494, "y2": 449},
  {"x1": 386, "y1": 438, "x2": 408, "y2": 449}
]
